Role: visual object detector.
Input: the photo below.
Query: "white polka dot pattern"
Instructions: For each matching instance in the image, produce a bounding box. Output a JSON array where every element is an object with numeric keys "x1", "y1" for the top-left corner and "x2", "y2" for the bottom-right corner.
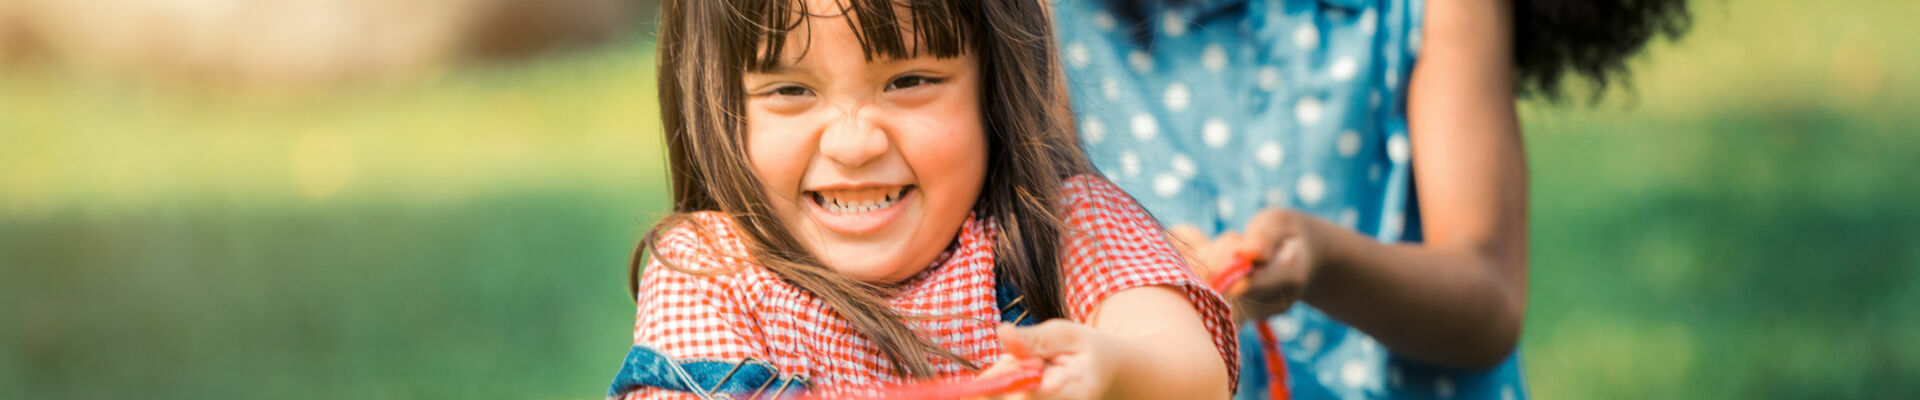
[
  {"x1": 1203, "y1": 119, "x2": 1232, "y2": 148},
  {"x1": 1165, "y1": 83, "x2": 1192, "y2": 111},
  {"x1": 1202, "y1": 44, "x2": 1229, "y2": 72},
  {"x1": 1050, "y1": 0, "x2": 1529, "y2": 397}
]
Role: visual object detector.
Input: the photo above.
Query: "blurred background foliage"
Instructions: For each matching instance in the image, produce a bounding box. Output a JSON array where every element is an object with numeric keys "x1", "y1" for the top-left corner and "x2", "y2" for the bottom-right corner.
[{"x1": 2, "y1": 0, "x2": 1916, "y2": 398}]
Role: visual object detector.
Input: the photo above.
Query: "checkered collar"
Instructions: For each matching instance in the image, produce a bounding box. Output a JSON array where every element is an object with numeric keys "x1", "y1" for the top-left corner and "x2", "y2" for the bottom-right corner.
[{"x1": 885, "y1": 211, "x2": 995, "y2": 301}]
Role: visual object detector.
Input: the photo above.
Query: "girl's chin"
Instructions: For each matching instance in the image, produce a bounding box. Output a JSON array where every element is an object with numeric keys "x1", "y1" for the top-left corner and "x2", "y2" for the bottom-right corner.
[
  {"x1": 823, "y1": 256, "x2": 919, "y2": 283},
  {"x1": 805, "y1": 240, "x2": 948, "y2": 285}
]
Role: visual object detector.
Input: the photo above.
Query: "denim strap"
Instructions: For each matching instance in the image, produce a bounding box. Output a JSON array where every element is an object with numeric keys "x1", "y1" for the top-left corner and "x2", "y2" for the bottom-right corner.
[
  {"x1": 995, "y1": 273, "x2": 1042, "y2": 327},
  {"x1": 605, "y1": 345, "x2": 807, "y2": 399}
]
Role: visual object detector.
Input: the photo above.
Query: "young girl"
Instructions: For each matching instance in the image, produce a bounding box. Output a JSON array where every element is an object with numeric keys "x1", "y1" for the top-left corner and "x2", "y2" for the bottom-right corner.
[
  {"x1": 606, "y1": 0, "x2": 1239, "y2": 398},
  {"x1": 1051, "y1": 0, "x2": 1689, "y2": 399}
]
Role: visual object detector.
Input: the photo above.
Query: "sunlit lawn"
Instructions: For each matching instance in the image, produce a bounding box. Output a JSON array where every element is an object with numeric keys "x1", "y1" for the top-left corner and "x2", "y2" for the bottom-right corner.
[
  {"x1": 1, "y1": 40, "x2": 671, "y2": 399},
  {"x1": 4, "y1": 0, "x2": 1917, "y2": 398}
]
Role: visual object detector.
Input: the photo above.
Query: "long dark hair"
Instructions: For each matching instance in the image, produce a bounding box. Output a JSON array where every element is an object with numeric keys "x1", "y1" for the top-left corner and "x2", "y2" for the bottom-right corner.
[
  {"x1": 1513, "y1": 0, "x2": 1691, "y2": 99},
  {"x1": 634, "y1": 0, "x2": 1092, "y2": 378}
]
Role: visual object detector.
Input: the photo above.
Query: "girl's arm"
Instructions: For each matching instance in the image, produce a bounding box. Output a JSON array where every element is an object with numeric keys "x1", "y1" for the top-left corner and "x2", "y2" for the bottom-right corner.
[
  {"x1": 1323, "y1": 0, "x2": 1527, "y2": 368},
  {"x1": 1093, "y1": 286, "x2": 1234, "y2": 399},
  {"x1": 993, "y1": 286, "x2": 1230, "y2": 400},
  {"x1": 984, "y1": 177, "x2": 1234, "y2": 399},
  {"x1": 1227, "y1": 0, "x2": 1527, "y2": 368}
]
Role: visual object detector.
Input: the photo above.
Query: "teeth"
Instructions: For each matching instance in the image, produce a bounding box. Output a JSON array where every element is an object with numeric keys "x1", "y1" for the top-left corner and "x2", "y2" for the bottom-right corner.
[{"x1": 815, "y1": 188, "x2": 908, "y2": 214}]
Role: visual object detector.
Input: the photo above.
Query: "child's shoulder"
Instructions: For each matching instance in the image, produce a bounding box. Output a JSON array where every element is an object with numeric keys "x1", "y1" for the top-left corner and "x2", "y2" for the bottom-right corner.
[
  {"x1": 1057, "y1": 174, "x2": 1150, "y2": 220},
  {"x1": 1058, "y1": 174, "x2": 1126, "y2": 204},
  {"x1": 643, "y1": 211, "x2": 767, "y2": 282}
]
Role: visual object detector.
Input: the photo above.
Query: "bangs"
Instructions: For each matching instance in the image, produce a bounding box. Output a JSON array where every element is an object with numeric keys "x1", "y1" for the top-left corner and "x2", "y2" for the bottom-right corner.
[{"x1": 739, "y1": 0, "x2": 978, "y2": 71}]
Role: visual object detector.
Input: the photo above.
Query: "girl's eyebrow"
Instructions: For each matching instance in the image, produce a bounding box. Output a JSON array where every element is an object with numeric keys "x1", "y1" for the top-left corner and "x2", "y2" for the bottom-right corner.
[
  {"x1": 749, "y1": 63, "x2": 807, "y2": 76},
  {"x1": 743, "y1": 64, "x2": 825, "y2": 88}
]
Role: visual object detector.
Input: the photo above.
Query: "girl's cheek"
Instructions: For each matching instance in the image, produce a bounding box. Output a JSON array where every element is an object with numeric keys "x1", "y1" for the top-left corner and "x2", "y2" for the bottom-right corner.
[
  {"x1": 913, "y1": 124, "x2": 985, "y2": 167},
  {"x1": 744, "y1": 111, "x2": 813, "y2": 200},
  {"x1": 930, "y1": 98, "x2": 988, "y2": 164},
  {"x1": 901, "y1": 93, "x2": 989, "y2": 187}
]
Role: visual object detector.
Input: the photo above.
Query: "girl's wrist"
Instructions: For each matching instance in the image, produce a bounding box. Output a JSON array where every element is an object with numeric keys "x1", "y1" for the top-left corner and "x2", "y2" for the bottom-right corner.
[
  {"x1": 1299, "y1": 209, "x2": 1379, "y2": 306},
  {"x1": 1298, "y1": 211, "x2": 1350, "y2": 301}
]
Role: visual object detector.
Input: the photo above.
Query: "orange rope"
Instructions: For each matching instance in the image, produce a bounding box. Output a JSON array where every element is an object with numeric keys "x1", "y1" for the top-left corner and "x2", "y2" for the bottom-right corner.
[{"x1": 1208, "y1": 254, "x2": 1291, "y2": 400}]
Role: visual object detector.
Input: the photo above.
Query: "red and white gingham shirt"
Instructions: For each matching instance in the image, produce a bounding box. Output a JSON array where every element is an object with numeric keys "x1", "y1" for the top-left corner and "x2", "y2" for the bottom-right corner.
[{"x1": 624, "y1": 176, "x2": 1238, "y2": 398}]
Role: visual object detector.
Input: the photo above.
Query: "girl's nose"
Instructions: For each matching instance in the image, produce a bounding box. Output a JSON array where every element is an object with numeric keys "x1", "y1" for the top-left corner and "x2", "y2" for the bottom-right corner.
[{"x1": 818, "y1": 106, "x2": 890, "y2": 168}]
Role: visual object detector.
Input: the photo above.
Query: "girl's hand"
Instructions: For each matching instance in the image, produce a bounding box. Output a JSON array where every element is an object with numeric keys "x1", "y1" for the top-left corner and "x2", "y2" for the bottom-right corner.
[
  {"x1": 982, "y1": 321, "x2": 1125, "y2": 400},
  {"x1": 1207, "y1": 208, "x2": 1331, "y2": 320}
]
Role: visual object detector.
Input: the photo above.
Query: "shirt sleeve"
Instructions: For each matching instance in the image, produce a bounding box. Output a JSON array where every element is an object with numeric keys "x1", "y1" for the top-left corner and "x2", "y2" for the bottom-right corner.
[
  {"x1": 1057, "y1": 175, "x2": 1241, "y2": 390},
  {"x1": 619, "y1": 219, "x2": 766, "y2": 399}
]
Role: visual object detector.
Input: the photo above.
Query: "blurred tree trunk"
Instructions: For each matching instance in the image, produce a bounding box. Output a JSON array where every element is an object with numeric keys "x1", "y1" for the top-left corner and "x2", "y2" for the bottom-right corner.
[{"x1": 465, "y1": 0, "x2": 656, "y2": 61}]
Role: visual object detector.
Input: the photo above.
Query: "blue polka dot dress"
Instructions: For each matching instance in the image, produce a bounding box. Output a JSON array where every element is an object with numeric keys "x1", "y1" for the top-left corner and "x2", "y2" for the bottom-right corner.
[{"x1": 1051, "y1": 0, "x2": 1528, "y2": 399}]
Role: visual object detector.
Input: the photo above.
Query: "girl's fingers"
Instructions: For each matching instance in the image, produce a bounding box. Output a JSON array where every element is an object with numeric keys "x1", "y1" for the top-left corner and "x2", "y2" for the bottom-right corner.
[
  {"x1": 1239, "y1": 237, "x2": 1308, "y2": 319},
  {"x1": 976, "y1": 355, "x2": 1023, "y2": 380},
  {"x1": 1252, "y1": 236, "x2": 1306, "y2": 287},
  {"x1": 1275, "y1": 236, "x2": 1304, "y2": 268},
  {"x1": 1207, "y1": 233, "x2": 1244, "y2": 267},
  {"x1": 997, "y1": 322, "x2": 1107, "y2": 400},
  {"x1": 1242, "y1": 230, "x2": 1289, "y2": 265},
  {"x1": 997, "y1": 324, "x2": 1037, "y2": 359},
  {"x1": 1034, "y1": 362, "x2": 1086, "y2": 399},
  {"x1": 998, "y1": 321, "x2": 1090, "y2": 399},
  {"x1": 1244, "y1": 209, "x2": 1303, "y2": 261},
  {"x1": 1186, "y1": 232, "x2": 1228, "y2": 281},
  {"x1": 970, "y1": 357, "x2": 1034, "y2": 400},
  {"x1": 998, "y1": 321, "x2": 1080, "y2": 360},
  {"x1": 1213, "y1": 234, "x2": 1268, "y2": 273}
]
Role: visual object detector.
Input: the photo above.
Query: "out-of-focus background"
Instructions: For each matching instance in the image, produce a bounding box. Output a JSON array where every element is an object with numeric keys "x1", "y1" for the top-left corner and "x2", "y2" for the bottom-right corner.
[{"x1": 1, "y1": 0, "x2": 1915, "y2": 398}]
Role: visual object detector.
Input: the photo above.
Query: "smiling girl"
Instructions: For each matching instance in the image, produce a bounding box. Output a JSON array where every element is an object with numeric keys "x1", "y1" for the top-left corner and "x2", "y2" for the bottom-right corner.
[{"x1": 604, "y1": 0, "x2": 1238, "y2": 398}]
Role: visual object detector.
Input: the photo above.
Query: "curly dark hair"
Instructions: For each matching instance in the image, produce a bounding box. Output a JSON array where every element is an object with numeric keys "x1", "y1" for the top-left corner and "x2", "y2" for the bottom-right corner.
[
  {"x1": 1514, "y1": 0, "x2": 1692, "y2": 100},
  {"x1": 1100, "y1": 0, "x2": 1692, "y2": 100}
]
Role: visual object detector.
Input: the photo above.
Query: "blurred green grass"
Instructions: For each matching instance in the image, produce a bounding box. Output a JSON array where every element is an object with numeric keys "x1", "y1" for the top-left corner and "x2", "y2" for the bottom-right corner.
[
  {"x1": 2, "y1": 39, "x2": 672, "y2": 399},
  {"x1": 4, "y1": 0, "x2": 1919, "y2": 398}
]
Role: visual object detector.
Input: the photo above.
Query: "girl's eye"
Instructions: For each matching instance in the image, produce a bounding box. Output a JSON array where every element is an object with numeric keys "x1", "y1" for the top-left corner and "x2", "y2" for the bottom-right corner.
[
  {"x1": 769, "y1": 85, "x2": 813, "y2": 97},
  {"x1": 886, "y1": 75, "x2": 943, "y2": 91},
  {"x1": 754, "y1": 84, "x2": 817, "y2": 113}
]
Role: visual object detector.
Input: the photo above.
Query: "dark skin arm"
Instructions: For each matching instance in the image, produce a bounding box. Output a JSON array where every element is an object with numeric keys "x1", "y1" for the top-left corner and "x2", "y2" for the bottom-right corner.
[{"x1": 1175, "y1": 0, "x2": 1527, "y2": 369}]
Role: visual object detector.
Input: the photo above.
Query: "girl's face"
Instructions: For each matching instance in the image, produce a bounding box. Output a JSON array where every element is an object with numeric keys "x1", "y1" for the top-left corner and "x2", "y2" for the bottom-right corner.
[{"x1": 743, "y1": 3, "x2": 988, "y2": 283}]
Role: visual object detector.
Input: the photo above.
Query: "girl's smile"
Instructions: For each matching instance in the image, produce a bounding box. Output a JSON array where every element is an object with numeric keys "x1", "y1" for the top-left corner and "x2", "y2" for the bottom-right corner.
[{"x1": 803, "y1": 184, "x2": 914, "y2": 235}]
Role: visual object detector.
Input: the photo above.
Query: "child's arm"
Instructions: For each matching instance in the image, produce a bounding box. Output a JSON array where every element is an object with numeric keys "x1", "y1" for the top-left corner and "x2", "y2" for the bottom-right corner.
[
  {"x1": 993, "y1": 286, "x2": 1233, "y2": 400},
  {"x1": 979, "y1": 177, "x2": 1237, "y2": 399},
  {"x1": 1200, "y1": 0, "x2": 1527, "y2": 369},
  {"x1": 1309, "y1": 0, "x2": 1527, "y2": 368},
  {"x1": 1099, "y1": 287, "x2": 1233, "y2": 399}
]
